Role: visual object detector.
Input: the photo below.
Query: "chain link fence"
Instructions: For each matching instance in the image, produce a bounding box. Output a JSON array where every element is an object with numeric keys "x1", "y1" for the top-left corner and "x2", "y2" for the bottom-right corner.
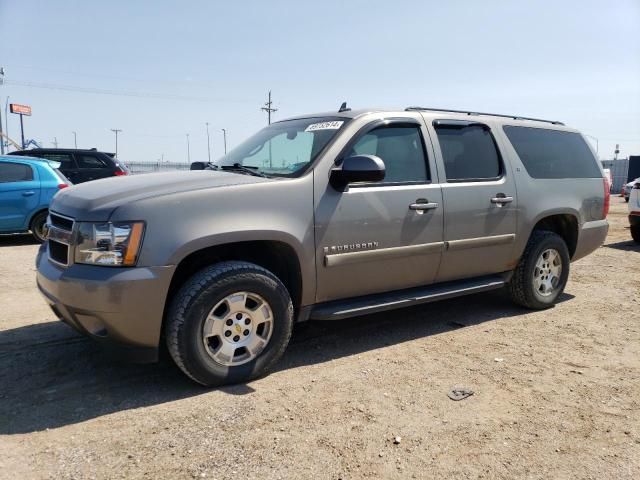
[{"x1": 125, "y1": 161, "x2": 192, "y2": 174}]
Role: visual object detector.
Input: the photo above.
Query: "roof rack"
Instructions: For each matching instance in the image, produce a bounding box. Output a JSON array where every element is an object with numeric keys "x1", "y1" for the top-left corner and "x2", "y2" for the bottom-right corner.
[{"x1": 404, "y1": 106, "x2": 564, "y2": 126}]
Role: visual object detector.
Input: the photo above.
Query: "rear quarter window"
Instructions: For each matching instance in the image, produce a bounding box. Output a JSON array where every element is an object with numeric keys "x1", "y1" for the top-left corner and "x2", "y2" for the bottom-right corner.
[
  {"x1": 0, "y1": 162, "x2": 34, "y2": 183},
  {"x1": 503, "y1": 126, "x2": 601, "y2": 179}
]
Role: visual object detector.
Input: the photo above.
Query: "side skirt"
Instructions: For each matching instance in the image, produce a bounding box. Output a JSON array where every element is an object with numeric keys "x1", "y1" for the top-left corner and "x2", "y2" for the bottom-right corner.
[{"x1": 309, "y1": 273, "x2": 512, "y2": 321}]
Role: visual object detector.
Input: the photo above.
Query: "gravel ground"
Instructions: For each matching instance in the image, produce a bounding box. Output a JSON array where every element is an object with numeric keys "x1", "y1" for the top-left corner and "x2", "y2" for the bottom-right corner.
[{"x1": 0, "y1": 197, "x2": 638, "y2": 479}]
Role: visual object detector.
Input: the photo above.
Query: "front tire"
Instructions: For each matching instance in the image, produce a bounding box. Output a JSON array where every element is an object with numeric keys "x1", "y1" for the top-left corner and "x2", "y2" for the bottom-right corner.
[
  {"x1": 166, "y1": 261, "x2": 294, "y2": 386},
  {"x1": 30, "y1": 211, "x2": 48, "y2": 243},
  {"x1": 508, "y1": 231, "x2": 570, "y2": 309}
]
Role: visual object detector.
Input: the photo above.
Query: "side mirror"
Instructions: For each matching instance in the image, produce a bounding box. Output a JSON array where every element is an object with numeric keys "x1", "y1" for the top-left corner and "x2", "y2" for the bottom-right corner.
[
  {"x1": 330, "y1": 155, "x2": 385, "y2": 191},
  {"x1": 190, "y1": 161, "x2": 206, "y2": 171}
]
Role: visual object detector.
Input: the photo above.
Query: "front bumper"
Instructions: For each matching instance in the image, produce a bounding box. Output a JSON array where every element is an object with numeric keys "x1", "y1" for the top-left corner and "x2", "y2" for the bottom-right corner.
[
  {"x1": 572, "y1": 219, "x2": 609, "y2": 262},
  {"x1": 36, "y1": 243, "x2": 175, "y2": 363}
]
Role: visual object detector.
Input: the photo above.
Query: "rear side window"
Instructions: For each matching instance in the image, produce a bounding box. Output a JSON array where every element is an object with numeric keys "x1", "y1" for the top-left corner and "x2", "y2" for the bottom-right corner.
[
  {"x1": 434, "y1": 124, "x2": 502, "y2": 181},
  {"x1": 503, "y1": 126, "x2": 601, "y2": 179},
  {"x1": 77, "y1": 155, "x2": 108, "y2": 169},
  {"x1": 0, "y1": 162, "x2": 33, "y2": 183},
  {"x1": 40, "y1": 153, "x2": 76, "y2": 169},
  {"x1": 350, "y1": 126, "x2": 429, "y2": 183}
]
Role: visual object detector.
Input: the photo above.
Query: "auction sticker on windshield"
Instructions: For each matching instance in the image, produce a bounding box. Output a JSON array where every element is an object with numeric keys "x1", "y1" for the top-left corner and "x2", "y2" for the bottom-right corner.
[{"x1": 305, "y1": 121, "x2": 344, "y2": 132}]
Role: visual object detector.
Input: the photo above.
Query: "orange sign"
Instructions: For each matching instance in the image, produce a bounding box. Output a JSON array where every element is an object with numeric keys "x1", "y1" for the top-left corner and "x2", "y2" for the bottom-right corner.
[{"x1": 10, "y1": 103, "x2": 32, "y2": 116}]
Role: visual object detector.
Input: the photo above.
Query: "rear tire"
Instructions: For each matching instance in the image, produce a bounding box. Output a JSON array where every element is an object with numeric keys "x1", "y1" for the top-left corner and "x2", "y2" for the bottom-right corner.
[
  {"x1": 508, "y1": 231, "x2": 570, "y2": 309},
  {"x1": 166, "y1": 261, "x2": 294, "y2": 386},
  {"x1": 631, "y1": 224, "x2": 640, "y2": 243},
  {"x1": 30, "y1": 211, "x2": 48, "y2": 243}
]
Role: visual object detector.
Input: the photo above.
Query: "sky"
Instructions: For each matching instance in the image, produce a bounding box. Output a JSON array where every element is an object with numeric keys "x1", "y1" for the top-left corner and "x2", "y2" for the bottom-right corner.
[{"x1": 0, "y1": 0, "x2": 639, "y2": 162}]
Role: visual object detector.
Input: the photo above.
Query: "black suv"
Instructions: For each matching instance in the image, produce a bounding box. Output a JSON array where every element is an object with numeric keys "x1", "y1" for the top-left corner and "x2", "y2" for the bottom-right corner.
[{"x1": 9, "y1": 148, "x2": 129, "y2": 184}]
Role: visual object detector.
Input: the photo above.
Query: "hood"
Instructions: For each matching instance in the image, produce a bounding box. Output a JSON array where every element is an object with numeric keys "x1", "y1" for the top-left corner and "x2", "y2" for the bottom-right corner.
[{"x1": 51, "y1": 170, "x2": 271, "y2": 221}]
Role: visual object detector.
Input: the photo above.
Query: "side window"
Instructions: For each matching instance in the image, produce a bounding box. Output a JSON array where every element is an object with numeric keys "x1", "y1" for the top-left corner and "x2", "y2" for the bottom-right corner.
[
  {"x1": 0, "y1": 163, "x2": 34, "y2": 183},
  {"x1": 349, "y1": 126, "x2": 429, "y2": 184},
  {"x1": 434, "y1": 124, "x2": 501, "y2": 181},
  {"x1": 77, "y1": 155, "x2": 107, "y2": 169},
  {"x1": 41, "y1": 153, "x2": 76, "y2": 169},
  {"x1": 503, "y1": 126, "x2": 601, "y2": 179}
]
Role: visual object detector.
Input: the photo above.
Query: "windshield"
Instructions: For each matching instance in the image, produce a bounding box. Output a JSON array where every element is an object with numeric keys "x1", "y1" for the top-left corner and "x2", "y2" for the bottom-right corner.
[{"x1": 214, "y1": 117, "x2": 348, "y2": 177}]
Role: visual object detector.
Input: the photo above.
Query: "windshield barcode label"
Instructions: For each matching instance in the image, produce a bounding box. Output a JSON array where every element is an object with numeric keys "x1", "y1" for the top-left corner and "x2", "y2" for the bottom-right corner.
[{"x1": 305, "y1": 121, "x2": 344, "y2": 132}]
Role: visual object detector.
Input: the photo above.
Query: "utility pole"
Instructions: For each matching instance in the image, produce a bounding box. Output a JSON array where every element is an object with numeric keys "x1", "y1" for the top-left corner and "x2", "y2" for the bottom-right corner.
[
  {"x1": 4, "y1": 96, "x2": 9, "y2": 152},
  {"x1": 261, "y1": 90, "x2": 277, "y2": 125},
  {"x1": 205, "y1": 122, "x2": 211, "y2": 162},
  {"x1": 72, "y1": 131, "x2": 77, "y2": 148},
  {"x1": 0, "y1": 67, "x2": 5, "y2": 154},
  {"x1": 110, "y1": 128, "x2": 122, "y2": 158},
  {"x1": 186, "y1": 133, "x2": 191, "y2": 162},
  {"x1": 52, "y1": 137, "x2": 59, "y2": 148},
  {"x1": 221, "y1": 128, "x2": 227, "y2": 154}
]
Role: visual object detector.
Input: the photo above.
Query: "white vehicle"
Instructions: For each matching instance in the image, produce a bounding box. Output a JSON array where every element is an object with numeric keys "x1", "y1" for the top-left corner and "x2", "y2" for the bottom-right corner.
[
  {"x1": 629, "y1": 179, "x2": 640, "y2": 243},
  {"x1": 623, "y1": 178, "x2": 639, "y2": 203}
]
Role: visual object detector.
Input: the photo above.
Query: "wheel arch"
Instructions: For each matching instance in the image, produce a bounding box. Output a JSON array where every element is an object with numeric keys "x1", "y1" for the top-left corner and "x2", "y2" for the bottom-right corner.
[
  {"x1": 162, "y1": 239, "x2": 305, "y2": 336},
  {"x1": 527, "y1": 210, "x2": 579, "y2": 259}
]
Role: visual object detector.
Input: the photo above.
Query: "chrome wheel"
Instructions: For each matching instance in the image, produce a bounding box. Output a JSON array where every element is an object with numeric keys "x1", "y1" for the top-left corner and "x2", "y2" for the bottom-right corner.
[
  {"x1": 533, "y1": 248, "x2": 562, "y2": 297},
  {"x1": 202, "y1": 291, "x2": 273, "y2": 366}
]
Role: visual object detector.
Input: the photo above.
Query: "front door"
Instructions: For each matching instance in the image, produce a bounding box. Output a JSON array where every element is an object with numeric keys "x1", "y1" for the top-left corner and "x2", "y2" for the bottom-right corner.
[
  {"x1": 0, "y1": 161, "x2": 39, "y2": 231},
  {"x1": 428, "y1": 119, "x2": 517, "y2": 282},
  {"x1": 314, "y1": 118, "x2": 444, "y2": 302}
]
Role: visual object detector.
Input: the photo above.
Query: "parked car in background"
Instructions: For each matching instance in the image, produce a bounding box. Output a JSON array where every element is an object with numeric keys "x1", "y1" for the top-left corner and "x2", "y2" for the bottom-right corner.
[
  {"x1": 622, "y1": 178, "x2": 639, "y2": 202},
  {"x1": 9, "y1": 148, "x2": 129, "y2": 184},
  {"x1": 0, "y1": 155, "x2": 70, "y2": 242},
  {"x1": 629, "y1": 179, "x2": 640, "y2": 243}
]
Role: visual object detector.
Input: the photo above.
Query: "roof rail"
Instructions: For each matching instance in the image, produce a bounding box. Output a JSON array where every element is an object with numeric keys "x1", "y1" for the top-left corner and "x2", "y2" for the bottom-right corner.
[{"x1": 405, "y1": 106, "x2": 564, "y2": 126}]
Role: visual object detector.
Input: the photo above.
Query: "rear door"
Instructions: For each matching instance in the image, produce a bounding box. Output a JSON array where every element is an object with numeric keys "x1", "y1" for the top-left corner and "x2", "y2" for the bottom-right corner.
[
  {"x1": 37, "y1": 152, "x2": 80, "y2": 184},
  {"x1": 428, "y1": 119, "x2": 517, "y2": 282},
  {"x1": 0, "y1": 161, "x2": 39, "y2": 231},
  {"x1": 75, "y1": 153, "x2": 112, "y2": 182}
]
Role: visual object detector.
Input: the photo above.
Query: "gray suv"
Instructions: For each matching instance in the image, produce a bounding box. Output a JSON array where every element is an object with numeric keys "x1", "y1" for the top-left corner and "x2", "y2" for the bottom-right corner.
[{"x1": 36, "y1": 106, "x2": 610, "y2": 386}]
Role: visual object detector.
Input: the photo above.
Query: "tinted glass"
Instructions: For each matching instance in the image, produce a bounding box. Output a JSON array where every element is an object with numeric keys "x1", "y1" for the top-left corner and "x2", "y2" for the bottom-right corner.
[
  {"x1": 77, "y1": 155, "x2": 107, "y2": 169},
  {"x1": 503, "y1": 126, "x2": 601, "y2": 179},
  {"x1": 217, "y1": 117, "x2": 346, "y2": 177},
  {"x1": 435, "y1": 125, "x2": 501, "y2": 181},
  {"x1": 350, "y1": 126, "x2": 428, "y2": 183},
  {"x1": 0, "y1": 162, "x2": 34, "y2": 183},
  {"x1": 40, "y1": 153, "x2": 76, "y2": 168}
]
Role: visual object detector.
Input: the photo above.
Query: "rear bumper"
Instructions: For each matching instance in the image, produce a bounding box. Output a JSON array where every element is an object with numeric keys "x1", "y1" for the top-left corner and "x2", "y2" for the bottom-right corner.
[
  {"x1": 572, "y1": 219, "x2": 609, "y2": 262},
  {"x1": 36, "y1": 244, "x2": 175, "y2": 363}
]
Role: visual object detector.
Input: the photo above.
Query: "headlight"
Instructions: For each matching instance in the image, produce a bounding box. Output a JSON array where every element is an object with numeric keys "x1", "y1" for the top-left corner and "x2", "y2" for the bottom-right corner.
[{"x1": 75, "y1": 222, "x2": 145, "y2": 266}]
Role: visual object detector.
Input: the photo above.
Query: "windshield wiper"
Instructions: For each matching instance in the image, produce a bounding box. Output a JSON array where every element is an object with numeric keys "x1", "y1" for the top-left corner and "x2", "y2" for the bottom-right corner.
[{"x1": 218, "y1": 163, "x2": 270, "y2": 178}]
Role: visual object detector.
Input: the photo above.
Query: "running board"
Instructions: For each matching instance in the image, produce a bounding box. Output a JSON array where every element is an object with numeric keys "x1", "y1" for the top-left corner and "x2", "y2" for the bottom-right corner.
[{"x1": 310, "y1": 274, "x2": 508, "y2": 321}]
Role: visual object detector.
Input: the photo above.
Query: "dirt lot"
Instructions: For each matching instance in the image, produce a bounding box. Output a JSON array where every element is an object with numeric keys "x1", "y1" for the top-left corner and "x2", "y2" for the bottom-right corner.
[{"x1": 0, "y1": 197, "x2": 638, "y2": 479}]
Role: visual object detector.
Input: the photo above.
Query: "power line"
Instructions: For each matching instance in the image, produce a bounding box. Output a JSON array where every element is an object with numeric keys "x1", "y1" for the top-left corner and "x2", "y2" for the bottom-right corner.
[{"x1": 4, "y1": 79, "x2": 255, "y2": 104}]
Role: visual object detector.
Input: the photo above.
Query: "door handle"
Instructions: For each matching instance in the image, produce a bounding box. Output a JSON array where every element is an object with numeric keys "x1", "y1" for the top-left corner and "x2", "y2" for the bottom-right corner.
[
  {"x1": 22, "y1": 191, "x2": 35, "y2": 197},
  {"x1": 409, "y1": 200, "x2": 439, "y2": 211},
  {"x1": 491, "y1": 194, "x2": 513, "y2": 206}
]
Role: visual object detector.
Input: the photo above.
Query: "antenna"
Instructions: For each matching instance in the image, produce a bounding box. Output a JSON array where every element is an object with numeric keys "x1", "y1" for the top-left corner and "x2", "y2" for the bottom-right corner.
[{"x1": 339, "y1": 101, "x2": 351, "y2": 112}]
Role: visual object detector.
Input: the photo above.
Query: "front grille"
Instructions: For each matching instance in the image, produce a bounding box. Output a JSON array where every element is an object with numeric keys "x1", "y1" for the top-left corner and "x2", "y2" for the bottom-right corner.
[
  {"x1": 47, "y1": 212, "x2": 74, "y2": 266},
  {"x1": 50, "y1": 213, "x2": 74, "y2": 230},
  {"x1": 49, "y1": 240, "x2": 69, "y2": 265}
]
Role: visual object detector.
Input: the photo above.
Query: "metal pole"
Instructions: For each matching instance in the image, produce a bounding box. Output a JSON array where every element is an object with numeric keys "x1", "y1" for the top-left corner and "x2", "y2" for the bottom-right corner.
[
  {"x1": 19, "y1": 113, "x2": 25, "y2": 149},
  {"x1": 52, "y1": 137, "x2": 58, "y2": 148},
  {"x1": 4, "y1": 96, "x2": 9, "y2": 151},
  {"x1": 205, "y1": 122, "x2": 211, "y2": 162},
  {"x1": 186, "y1": 133, "x2": 191, "y2": 162},
  {"x1": 0, "y1": 101, "x2": 4, "y2": 154},
  {"x1": 261, "y1": 90, "x2": 277, "y2": 125},
  {"x1": 111, "y1": 129, "x2": 122, "y2": 158},
  {"x1": 221, "y1": 128, "x2": 227, "y2": 154},
  {"x1": 72, "y1": 131, "x2": 77, "y2": 148}
]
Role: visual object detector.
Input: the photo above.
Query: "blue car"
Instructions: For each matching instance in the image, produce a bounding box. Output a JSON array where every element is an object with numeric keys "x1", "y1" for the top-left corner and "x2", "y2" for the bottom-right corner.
[{"x1": 0, "y1": 155, "x2": 71, "y2": 242}]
